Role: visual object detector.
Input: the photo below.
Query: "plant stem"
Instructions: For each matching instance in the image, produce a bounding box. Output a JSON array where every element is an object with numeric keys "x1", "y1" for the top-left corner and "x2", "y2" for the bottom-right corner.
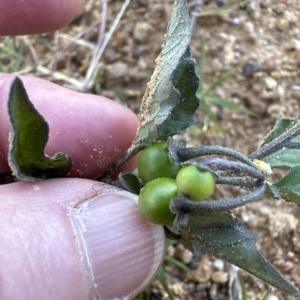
[
  {"x1": 190, "y1": 0, "x2": 203, "y2": 32},
  {"x1": 98, "y1": 143, "x2": 143, "y2": 182},
  {"x1": 177, "y1": 145, "x2": 256, "y2": 168},
  {"x1": 196, "y1": 157, "x2": 264, "y2": 181},
  {"x1": 216, "y1": 176, "x2": 259, "y2": 189},
  {"x1": 171, "y1": 183, "x2": 265, "y2": 213},
  {"x1": 249, "y1": 122, "x2": 300, "y2": 160}
]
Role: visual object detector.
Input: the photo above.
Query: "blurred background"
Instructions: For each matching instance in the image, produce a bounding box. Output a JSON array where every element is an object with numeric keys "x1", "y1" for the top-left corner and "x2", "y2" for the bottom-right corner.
[{"x1": 1, "y1": 0, "x2": 300, "y2": 299}]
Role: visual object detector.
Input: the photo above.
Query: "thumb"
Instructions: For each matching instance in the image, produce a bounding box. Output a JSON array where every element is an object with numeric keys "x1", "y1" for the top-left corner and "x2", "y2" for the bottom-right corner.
[{"x1": 0, "y1": 178, "x2": 166, "y2": 300}]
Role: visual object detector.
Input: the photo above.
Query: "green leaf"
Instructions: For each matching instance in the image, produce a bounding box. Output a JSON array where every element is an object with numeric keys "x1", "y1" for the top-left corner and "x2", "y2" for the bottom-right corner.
[
  {"x1": 263, "y1": 144, "x2": 300, "y2": 169},
  {"x1": 101, "y1": 0, "x2": 200, "y2": 177},
  {"x1": 200, "y1": 0, "x2": 250, "y2": 16},
  {"x1": 272, "y1": 166, "x2": 300, "y2": 203},
  {"x1": 131, "y1": 293, "x2": 144, "y2": 300},
  {"x1": 134, "y1": 0, "x2": 199, "y2": 148},
  {"x1": 156, "y1": 267, "x2": 175, "y2": 300},
  {"x1": 261, "y1": 290, "x2": 272, "y2": 300},
  {"x1": 8, "y1": 77, "x2": 72, "y2": 181},
  {"x1": 239, "y1": 274, "x2": 248, "y2": 300},
  {"x1": 200, "y1": 100, "x2": 219, "y2": 123},
  {"x1": 265, "y1": 182, "x2": 281, "y2": 200},
  {"x1": 200, "y1": 66, "x2": 241, "y2": 99},
  {"x1": 164, "y1": 255, "x2": 201, "y2": 282},
  {"x1": 118, "y1": 173, "x2": 140, "y2": 194},
  {"x1": 253, "y1": 117, "x2": 300, "y2": 169},
  {"x1": 262, "y1": 117, "x2": 297, "y2": 145},
  {"x1": 205, "y1": 96, "x2": 257, "y2": 117},
  {"x1": 175, "y1": 211, "x2": 300, "y2": 297}
]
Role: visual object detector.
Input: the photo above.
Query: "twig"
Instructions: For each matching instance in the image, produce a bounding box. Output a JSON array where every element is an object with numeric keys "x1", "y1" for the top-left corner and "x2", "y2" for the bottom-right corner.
[
  {"x1": 196, "y1": 157, "x2": 264, "y2": 181},
  {"x1": 171, "y1": 183, "x2": 266, "y2": 213},
  {"x1": 177, "y1": 145, "x2": 257, "y2": 168},
  {"x1": 51, "y1": 31, "x2": 60, "y2": 70},
  {"x1": 190, "y1": 0, "x2": 203, "y2": 33},
  {"x1": 36, "y1": 66, "x2": 83, "y2": 89},
  {"x1": 56, "y1": 34, "x2": 95, "y2": 50},
  {"x1": 82, "y1": 0, "x2": 132, "y2": 92},
  {"x1": 249, "y1": 122, "x2": 300, "y2": 160},
  {"x1": 98, "y1": 0, "x2": 108, "y2": 51},
  {"x1": 47, "y1": 21, "x2": 101, "y2": 67},
  {"x1": 21, "y1": 36, "x2": 39, "y2": 66}
]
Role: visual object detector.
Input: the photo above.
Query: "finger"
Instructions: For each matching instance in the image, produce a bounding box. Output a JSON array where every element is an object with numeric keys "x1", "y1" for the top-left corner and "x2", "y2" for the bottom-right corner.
[
  {"x1": 0, "y1": 0, "x2": 83, "y2": 35},
  {"x1": 0, "y1": 74, "x2": 139, "y2": 178},
  {"x1": 0, "y1": 178, "x2": 165, "y2": 300}
]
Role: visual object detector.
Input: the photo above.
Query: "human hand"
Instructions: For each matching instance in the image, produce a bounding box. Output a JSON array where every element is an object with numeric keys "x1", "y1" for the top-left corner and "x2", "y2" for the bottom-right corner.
[{"x1": 0, "y1": 1, "x2": 166, "y2": 300}]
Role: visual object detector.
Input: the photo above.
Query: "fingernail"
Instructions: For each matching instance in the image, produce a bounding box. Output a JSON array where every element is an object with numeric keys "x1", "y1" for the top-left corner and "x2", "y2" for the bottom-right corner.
[{"x1": 71, "y1": 189, "x2": 165, "y2": 300}]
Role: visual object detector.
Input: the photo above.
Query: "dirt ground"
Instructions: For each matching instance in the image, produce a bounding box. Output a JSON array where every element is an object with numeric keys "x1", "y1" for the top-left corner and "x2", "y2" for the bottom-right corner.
[{"x1": 2, "y1": 0, "x2": 300, "y2": 299}]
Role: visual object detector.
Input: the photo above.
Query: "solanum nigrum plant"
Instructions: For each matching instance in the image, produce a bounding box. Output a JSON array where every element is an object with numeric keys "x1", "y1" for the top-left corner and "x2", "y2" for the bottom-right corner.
[{"x1": 5, "y1": 0, "x2": 300, "y2": 297}]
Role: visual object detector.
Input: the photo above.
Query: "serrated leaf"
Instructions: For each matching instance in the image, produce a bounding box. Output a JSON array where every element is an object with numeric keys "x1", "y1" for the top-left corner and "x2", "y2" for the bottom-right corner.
[
  {"x1": 134, "y1": 0, "x2": 199, "y2": 148},
  {"x1": 175, "y1": 211, "x2": 300, "y2": 297},
  {"x1": 264, "y1": 146, "x2": 300, "y2": 169},
  {"x1": 262, "y1": 117, "x2": 297, "y2": 145},
  {"x1": 272, "y1": 166, "x2": 300, "y2": 203},
  {"x1": 265, "y1": 182, "x2": 281, "y2": 200},
  {"x1": 98, "y1": 0, "x2": 200, "y2": 179},
  {"x1": 8, "y1": 77, "x2": 72, "y2": 181},
  {"x1": 254, "y1": 117, "x2": 300, "y2": 169}
]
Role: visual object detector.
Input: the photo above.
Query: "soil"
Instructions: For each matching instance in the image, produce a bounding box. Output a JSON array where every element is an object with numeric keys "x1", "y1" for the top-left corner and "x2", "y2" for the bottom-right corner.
[{"x1": 2, "y1": 0, "x2": 300, "y2": 299}]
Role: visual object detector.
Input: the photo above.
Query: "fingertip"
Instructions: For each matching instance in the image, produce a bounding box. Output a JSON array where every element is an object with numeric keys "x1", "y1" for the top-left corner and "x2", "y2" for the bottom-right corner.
[
  {"x1": 0, "y1": 179, "x2": 166, "y2": 300},
  {"x1": 0, "y1": 0, "x2": 83, "y2": 35},
  {"x1": 72, "y1": 188, "x2": 166, "y2": 299},
  {"x1": 0, "y1": 74, "x2": 139, "y2": 178}
]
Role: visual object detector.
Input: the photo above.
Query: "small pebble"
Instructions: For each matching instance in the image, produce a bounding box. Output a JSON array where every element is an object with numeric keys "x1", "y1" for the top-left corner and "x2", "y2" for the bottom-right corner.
[
  {"x1": 138, "y1": 0, "x2": 148, "y2": 6},
  {"x1": 181, "y1": 249, "x2": 193, "y2": 264},
  {"x1": 193, "y1": 256, "x2": 212, "y2": 283},
  {"x1": 186, "y1": 260, "x2": 198, "y2": 271},
  {"x1": 133, "y1": 22, "x2": 154, "y2": 42},
  {"x1": 242, "y1": 62, "x2": 263, "y2": 78},
  {"x1": 166, "y1": 245, "x2": 175, "y2": 257},
  {"x1": 283, "y1": 261, "x2": 294, "y2": 273},
  {"x1": 211, "y1": 271, "x2": 229, "y2": 283},
  {"x1": 149, "y1": 292, "x2": 162, "y2": 300},
  {"x1": 231, "y1": 17, "x2": 240, "y2": 25},
  {"x1": 174, "y1": 244, "x2": 193, "y2": 264},
  {"x1": 209, "y1": 283, "x2": 218, "y2": 299},
  {"x1": 213, "y1": 259, "x2": 224, "y2": 271},
  {"x1": 263, "y1": 76, "x2": 277, "y2": 90},
  {"x1": 216, "y1": 0, "x2": 226, "y2": 7}
]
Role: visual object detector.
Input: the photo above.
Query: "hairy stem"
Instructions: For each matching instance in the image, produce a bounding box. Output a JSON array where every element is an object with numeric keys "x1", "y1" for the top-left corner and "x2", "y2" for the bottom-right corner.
[
  {"x1": 196, "y1": 157, "x2": 264, "y2": 181},
  {"x1": 98, "y1": 143, "x2": 143, "y2": 182},
  {"x1": 177, "y1": 145, "x2": 256, "y2": 168},
  {"x1": 249, "y1": 122, "x2": 300, "y2": 160},
  {"x1": 171, "y1": 183, "x2": 266, "y2": 213},
  {"x1": 216, "y1": 176, "x2": 259, "y2": 189}
]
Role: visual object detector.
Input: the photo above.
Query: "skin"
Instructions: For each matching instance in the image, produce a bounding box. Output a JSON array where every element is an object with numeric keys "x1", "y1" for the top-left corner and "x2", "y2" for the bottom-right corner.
[{"x1": 0, "y1": 1, "x2": 166, "y2": 299}]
